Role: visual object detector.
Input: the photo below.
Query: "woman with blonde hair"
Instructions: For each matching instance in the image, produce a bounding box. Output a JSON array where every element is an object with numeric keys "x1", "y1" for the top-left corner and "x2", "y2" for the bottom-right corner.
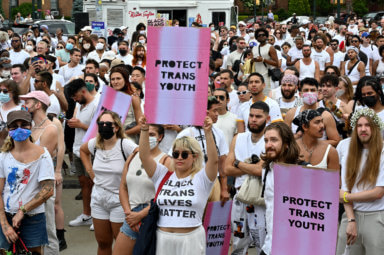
[
  {"x1": 138, "y1": 115, "x2": 218, "y2": 255},
  {"x1": 80, "y1": 110, "x2": 138, "y2": 255},
  {"x1": 338, "y1": 76, "x2": 354, "y2": 105}
]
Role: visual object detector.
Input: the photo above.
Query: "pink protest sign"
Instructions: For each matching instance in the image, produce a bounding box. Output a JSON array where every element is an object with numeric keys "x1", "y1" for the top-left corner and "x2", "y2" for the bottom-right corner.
[
  {"x1": 145, "y1": 26, "x2": 210, "y2": 126},
  {"x1": 203, "y1": 201, "x2": 232, "y2": 255},
  {"x1": 82, "y1": 85, "x2": 132, "y2": 142},
  {"x1": 272, "y1": 164, "x2": 339, "y2": 255}
]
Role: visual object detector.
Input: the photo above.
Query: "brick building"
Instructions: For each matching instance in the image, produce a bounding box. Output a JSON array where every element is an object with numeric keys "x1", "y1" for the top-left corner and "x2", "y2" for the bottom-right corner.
[{"x1": 3, "y1": 0, "x2": 73, "y2": 19}]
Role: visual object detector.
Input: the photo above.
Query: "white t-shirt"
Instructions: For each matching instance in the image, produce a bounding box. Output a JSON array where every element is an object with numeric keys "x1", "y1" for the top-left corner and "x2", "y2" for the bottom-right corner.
[
  {"x1": 311, "y1": 49, "x2": 331, "y2": 71},
  {"x1": 88, "y1": 138, "x2": 137, "y2": 194},
  {"x1": 341, "y1": 147, "x2": 384, "y2": 211},
  {"x1": 287, "y1": 46, "x2": 303, "y2": 62},
  {"x1": 214, "y1": 111, "x2": 237, "y2": 148},
  {"x1": 0, "y1": 104, "x2": 21, "y2": 123},
  {"x1": 116, "y1": 54, "x2": 134, "y2": 65},
  {"x1": 237, "y1": 97, "x2": 283, "y2": 131},
  {"x1": 228, "y1": 89, "x2": 239, "y2": 112},
  {"x1": 153, "y1": 162, "x2": 214, "y2": 228},
  {"x1": 226, "y1": 50, "x2": 243, "y2": 69},
  {"x1": 87, "y1": 50, "x2": 109, "y2": 63},
  {"x1": 126, "y1": 152, "x2": 165, "y2": 208},
  {"x1": 0, "y1": 148, "x2": 54, "y2": 215},
  {"x1": 47, "y1": 94, "x2": 61, "y2": 117},
  {"x1": 58, "y1": 64, "x2": 84, "y2": 85},
  {"x1": 262, "y1": 164, "x2": 274, "y2": 255},
  {"x1": 9, "y1": 49, "x2": 30, "y2": 65},
  {"x1": 73, "y1": 98, "x2": 98, "y2": 157},
  {"x1": 333, "y1": 51, "x2": 346, "y2": 69}
]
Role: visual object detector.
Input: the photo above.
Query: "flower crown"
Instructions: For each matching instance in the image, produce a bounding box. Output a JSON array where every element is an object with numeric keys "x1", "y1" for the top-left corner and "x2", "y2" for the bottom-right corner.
[{"x1": 350, "y1": 108, "x2": 384, "y2": 130}]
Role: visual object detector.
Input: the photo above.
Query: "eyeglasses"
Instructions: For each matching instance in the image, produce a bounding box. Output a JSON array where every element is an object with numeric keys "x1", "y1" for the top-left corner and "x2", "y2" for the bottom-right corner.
[
  {"x1": 172, "y1": 150, "x2": 193, "y2": 159},
  {"x1": 97, "y1": 121, "x2": 115, "y2": 127},
  {"x1": 257, "y1": 34, "x2": 267, "y2": 37},
  {"x1": 237, "y1": 91, "x2": 248, "y2": 95},
  {"x1": 8, "y1": 122, "x2": 31, "y2": 130},
  {"x1": 57, "y1": 46, "x2": 64, "y2": 49},
  {"x1": 214, "y1": 95, "x2": 226, "y2": 101},
  {"x1": 330, "y1": 44, "x2": 337, "y2": 46},
  {"x1": 34, "y1": 79, "x2": 44, "y2": 84}
]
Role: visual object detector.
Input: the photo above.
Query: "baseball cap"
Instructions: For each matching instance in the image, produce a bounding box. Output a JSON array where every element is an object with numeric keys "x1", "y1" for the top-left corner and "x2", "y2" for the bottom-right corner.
[
  {"x1": 102, "y1": 51, "x2": 116, "y2": 61},
  {"x1": 120, "y1": 26, "x2": 127, "y2": 30},
  {"x1": 81, "y1": 26, "x2": 92, "y2": 32},
  {"x1": 20, "y1": 91, "x2": 51, "y2": 107},
  {"x1": 238, "y1": 21, "x2": 246, "y2": 27},
  {"x1": 110, "y1": 59, "x2": 125, "y2": 70},
  {"x1": 41, "y1": 25, "x2": 49, "y2": 30},
  {"x1": 7, "y1": 110, "x2": 32, "y2": 126},
  {"x1": 361, "y1": 32, "x2": 370, "y2": 38}
]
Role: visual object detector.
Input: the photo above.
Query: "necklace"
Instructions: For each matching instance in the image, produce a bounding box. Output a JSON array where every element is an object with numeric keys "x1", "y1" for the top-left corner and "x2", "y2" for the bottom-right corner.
[
  {"x1": 301, "y1": 139, "x2": 317, "y2": 163},
  {"x1": 33, "y1": 117, "x2": 48, "y2": 129}
]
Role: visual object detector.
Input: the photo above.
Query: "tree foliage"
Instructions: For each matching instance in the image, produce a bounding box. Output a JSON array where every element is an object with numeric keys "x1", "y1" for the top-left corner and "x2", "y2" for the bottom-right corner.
[
  {"x1": 289, "y1": 0, "x2": 311, "y2": 16},
  {"x1": 72, "y1": 0, "x2": 83, "y2": 17},
  {"x1": 352, "y1": 0, "x2": 368, "y2": 17},
  {"x1": 11, "y1": 3, "x2": 32, "y2": 18}
]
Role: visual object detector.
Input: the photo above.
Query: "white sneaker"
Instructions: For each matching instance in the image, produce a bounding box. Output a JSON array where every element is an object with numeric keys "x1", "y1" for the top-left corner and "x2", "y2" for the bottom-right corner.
[
  {"x1": 69, "y1": 214, "x2": 92, "y2": 227},
  {"x1": 90, "y1": 224, "x2": 94, "y2": 231}
]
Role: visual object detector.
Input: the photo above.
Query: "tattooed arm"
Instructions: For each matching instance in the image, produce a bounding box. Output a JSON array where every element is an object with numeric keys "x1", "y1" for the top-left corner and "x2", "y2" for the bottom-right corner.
[
  {"x1": 0, "y1": 178, "x2": 19, "y2": 243},
  {"x1": 12, "y1": 180, "x2": 54, "y2": 228}
]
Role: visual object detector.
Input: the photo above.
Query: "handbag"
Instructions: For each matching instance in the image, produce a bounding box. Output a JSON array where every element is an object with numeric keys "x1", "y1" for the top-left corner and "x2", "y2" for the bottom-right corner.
[
  {"x1": 236, "y1": 174, "x2": 265, "y2": 206},
  {"x1": 133, "y1": 170, "x2": 173, "y2": 255},
  {"x1": 258, "y1": 44, "x2": 281, "y2": 82}
]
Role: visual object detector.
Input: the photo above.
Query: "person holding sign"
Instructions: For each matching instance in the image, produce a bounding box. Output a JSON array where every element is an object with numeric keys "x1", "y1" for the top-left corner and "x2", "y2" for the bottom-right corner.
[
  {"x1": 336, "y1": 108, "x2": 384, "y2": 255},
  {"x1": 260, "y1": 122, "x2": 301, "y2": 255},
  {"x1": 139, "y1": 115, "x2": 218, "y2": 255}
]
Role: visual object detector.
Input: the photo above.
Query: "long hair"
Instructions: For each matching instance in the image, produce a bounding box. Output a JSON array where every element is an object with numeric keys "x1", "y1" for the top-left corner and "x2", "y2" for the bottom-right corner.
[
  {"x1": 132, "y1": 45, "x2": 146, "y2": 67},
  {"x1": 0, "y1": 80, "x2": 20, "y2": 105},
  {"x1": 346, "y1": 116, "x2": 383, "y2": 191},
  {"x1": 95, "y1": 111, "x2": 126, "y2": 150},
  {"x1": 354, "y1": 76, "x2": 384, "y2": 105},
  {"x1": 261, "y1": 122, "x2": 300, "y2": 168},
  {"x1": 109, "y1": 66, "x2": 133, "y2": 95},
  {"x1": 1, "y1": 136, "x2": 34, "y2": 152},
  {"x1": 171, "y1": 136, "x2": 204, "y2": 178},
  {"x1": 339, "y1": 76, "x2": 354, "y2": 102}
]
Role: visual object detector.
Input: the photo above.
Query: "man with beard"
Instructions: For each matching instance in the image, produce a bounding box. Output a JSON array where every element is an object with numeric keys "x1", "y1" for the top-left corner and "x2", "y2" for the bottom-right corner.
[
  {"x1": 227, "y1": 37, "x2": 246, "y2": 72},
  {"x1": 284, "y1": 77, "x2": 340, "y2": 146},
  {"x1": 116, "y1": 41, "x2": 133, "y2": 65},
  {"x1": 9, "y1": 33, "x2": 29, "y2": 65},
  {"x1": 260, "y1": 122, "x2": 301, "y2": 255},
  {"x1": 329, "y1": 39, "x2": 345, "y2": 69},
  {"x1": 341, "y1": 47, "x2": 365, "y2": 86},
  {"x1": 293, "y1": 109, "x2": 339, "y2": 169},
  {"x1": 131, "y1": 44, "x2": 146, "y2": 68},
  {"x1": 251, "y1": 28, "x2": 279, "y2": 95},
  {"x1": 276, "y1": 74, "x2": 301, "y2": 119},
  {"x1": 66, "y1": 79, "x2": 98, "y2": 228},
  {"x1": 237, "y1": 73, "x2": 282, "y2": 133},
  {"x1": 311, "y1": 36, "x2": 331, "y2": 76},
  {"x1": 295, "y1": 45, "x2": 320, "y2": 82},
  {"x1": 225, "y1": 101, "x2": 269, "y2": 254}
]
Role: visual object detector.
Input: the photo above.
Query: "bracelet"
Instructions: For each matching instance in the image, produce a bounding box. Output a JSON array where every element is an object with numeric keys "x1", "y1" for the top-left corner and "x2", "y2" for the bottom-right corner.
[
  {"x1": 19, "y1": 205, "x2": 27, "y2": 214},
  {"x1": 343, "y1": 191, "x2": 349, "y2": 203},
  {"x1": 348, "y1": 218, "x2": 356, "y2": 223},
  {"x1": 141, "y1": 128, "x2": 149, "y2": 131}
]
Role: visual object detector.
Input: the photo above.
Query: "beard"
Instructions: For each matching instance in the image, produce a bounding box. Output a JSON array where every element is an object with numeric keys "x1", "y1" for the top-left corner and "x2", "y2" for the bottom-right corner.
[
  {"x1": 281, "y1": 89, "x2": 295, "y2": 100},
  {"x1": 248, "y1": 120, "x2": 266, "y2": 134}
]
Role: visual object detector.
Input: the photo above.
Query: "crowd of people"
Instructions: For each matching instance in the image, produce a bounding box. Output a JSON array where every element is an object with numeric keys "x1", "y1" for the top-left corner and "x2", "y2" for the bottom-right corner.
[{"x1": 0, "y1": 13, "x2": 381, "y2": 255}]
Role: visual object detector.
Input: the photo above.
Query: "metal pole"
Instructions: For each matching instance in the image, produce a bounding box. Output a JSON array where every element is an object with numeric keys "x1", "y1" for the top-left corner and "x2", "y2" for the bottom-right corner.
[
  {"x1": 313, "y1": 0, "x2": 316, "y2": 21},
  {"x1": 261, "y1": 0, "x2": 264, "y2": 23},
  {"x1": 254, "y1": 0, "x2": 257, "y2": 23},
  {"x1": 337, "y1": 0, "x2": 340, "y2": 19}
]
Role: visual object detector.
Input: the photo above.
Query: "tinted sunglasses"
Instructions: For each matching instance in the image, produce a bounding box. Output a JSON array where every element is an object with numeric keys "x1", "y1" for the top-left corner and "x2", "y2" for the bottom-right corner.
[
  {"x1": 0, "y1": 89, "x2": 8, "y2": 94},
  {"x1": 237, "y1": 91, "x2": 248, "y2": 95},
  {"x1": 215, "y1": 95, "x2": 225, "y2": 101},
  {"x1": 172, "y1": 150, "x2": 193, "y2": 159},
  {"x1": 97, "y1": 121, "x2": 114, "y2": 127},
  {"x1": 57, "y1": 46, "x2": 64, "y2": 49}
]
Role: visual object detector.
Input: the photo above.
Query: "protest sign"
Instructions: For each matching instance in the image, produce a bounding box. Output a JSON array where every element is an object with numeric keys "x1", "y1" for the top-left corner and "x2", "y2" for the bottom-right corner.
[
  {"x1": 148, "y1": 18, "x2": 166, "y2": 27},
  {"x1": 82, "y1": 86, "x2": 132, "y2": 142},
  {"x1": 272, "y1": 164, "x2": 339, "y2": 255},
  {"x1": 91, "y1": 21, "x2": 106, "y2": 37},
  {"x1": 144, "y1": 26, "x2": 210, "y2": 126},
  {"x1": 203, "y1": 201, "x2": 232, "y2": 255}
]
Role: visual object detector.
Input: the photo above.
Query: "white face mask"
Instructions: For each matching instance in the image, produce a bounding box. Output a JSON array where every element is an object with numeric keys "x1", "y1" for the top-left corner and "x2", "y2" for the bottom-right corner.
[
  {"x1": 149, "y1": 136, "x2": 158, "y2": 150},
  {"x1": 211, "y1": 27, "x2": 215, "y2": 32},
  {"x1": 2, "y1": 70, "x2": 10, "y2": 77},
  {"x1": 249, "y1": 33, "x2": 255, "y2": 38},
  {"x1": 139, "y1": 39, "x2": 146, "y2": 44},
  {"x1": 139, "y1": 30, "x2": 146, "y2": 35},
  {"x1": 95, "y1": 43, "x2": 104, "y2": 50},
  {"x1": 83, "y1": 43, "x2": 90, "y2": 50},
  {"x1": 25, "y1": 45, "x2": 33, "y2": 52}
]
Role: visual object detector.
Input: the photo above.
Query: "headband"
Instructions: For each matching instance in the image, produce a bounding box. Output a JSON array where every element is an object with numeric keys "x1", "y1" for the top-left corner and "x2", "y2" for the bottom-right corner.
[
  {"x1": 350, "y1": 108, "x2": 384, "y2": 130},
  {"x1": 281, "y1": 74, "x2": 299, "y2": 86}
]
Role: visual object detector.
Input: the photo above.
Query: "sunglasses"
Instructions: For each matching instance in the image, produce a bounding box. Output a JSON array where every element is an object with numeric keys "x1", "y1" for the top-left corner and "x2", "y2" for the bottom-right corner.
[
  {"x1": 0, "y1": 89, "x2": 8, "y2": 94},
  {"x1": 57, "y1": 46, "x2": 64, "y2": 49},
  {"x1": 237, "y1": 91, "x2": 248, "y2": 95},
  {"x1": 34, "y1": 79, "x2": 44, "y2": 84},
  {"x1": 330, "y1": 44, "x2": 337, "y2": 46},
  {"x1": 172, "y1": 150, "x2": 193, "y2": 159},
  {"x1": 11, "y1": 40, "x2": 20, "y2": 43},
  {"x1": 97, "y1": 121, "x2": 114, "y2": 127},
  {"x1": 215, "y1": 95, "x2": 225, "y2": 101},
  {"x1": 351, "y1": 40, "x2": 359, "y2": 43}
]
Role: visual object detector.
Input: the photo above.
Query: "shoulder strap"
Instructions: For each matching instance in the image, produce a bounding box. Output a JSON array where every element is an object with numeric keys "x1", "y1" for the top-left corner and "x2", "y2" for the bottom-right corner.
[
  {"x1": 347, "y1": 61, "x2": 359, "y2": 75},
  {"x1": 92, "y1": 146, "x2": 96, "y2": 165},
  {"x1": 154, "y1": 171, "x2": 173, "y2": 202},
  {"x1": 120, "y1": 138, "x2": 127, "y2": 161},
  {"x1": 258, "y1": 45, "x2": 268, "y2": 69}
]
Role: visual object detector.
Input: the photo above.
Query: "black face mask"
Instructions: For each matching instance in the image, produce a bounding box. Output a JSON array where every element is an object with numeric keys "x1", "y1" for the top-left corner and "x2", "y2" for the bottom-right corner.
[
  {"x1": 98, "y1": 125, "x2": 115, "y2": 140},
  {"x1": 119, "y1": 49, "x2": 127, "y2": 56},
  {"x1": 363, "y1": 96, "x2": 377, "y2": 108}
]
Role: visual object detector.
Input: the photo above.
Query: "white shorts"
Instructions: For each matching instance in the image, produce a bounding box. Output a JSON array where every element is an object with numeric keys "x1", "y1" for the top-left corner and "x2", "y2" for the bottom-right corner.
[
  {"x1": 91, "y1": 185, "x2": 125, "y2": 223},
  {"x1": 156, "y1": 225, "x2": 205, "y2": 255}
]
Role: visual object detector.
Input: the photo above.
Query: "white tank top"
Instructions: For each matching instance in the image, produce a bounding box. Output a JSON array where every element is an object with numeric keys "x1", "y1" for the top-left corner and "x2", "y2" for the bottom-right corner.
[
  {"x1": 291, "y1": 106, "x2": 327, "y2": 140},
  {"x1": 299, "y1": 59, "x2": 315, "y2": 80},
  {"x1": 377, "y1": 60, "x2": 384, "y2": 75},
  {"x1": 345, "y1": 60, "x2": 360, "y2": 83},
  {"x1": 234, "y1": 132, "x2": 265, "y2": 188},
  {"x1": 307, "y1": 144, "x2": 331, "y2": 169}
]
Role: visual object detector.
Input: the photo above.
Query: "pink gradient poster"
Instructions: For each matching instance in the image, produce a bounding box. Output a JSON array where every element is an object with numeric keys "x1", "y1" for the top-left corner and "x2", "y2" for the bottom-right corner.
[
  {"x1": 203, "y1": 201, "x2": 232, "y2": 255},
  {"x1": 145, "y1": 26, "x2": 210, "y2": 126},
  {"x1": 272, "y1": 164, "x2": 339, "y2": 255}
]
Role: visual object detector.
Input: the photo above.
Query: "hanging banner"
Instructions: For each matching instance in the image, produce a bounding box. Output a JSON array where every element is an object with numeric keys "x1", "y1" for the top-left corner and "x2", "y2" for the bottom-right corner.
[
  {"x1": 272, "y1": 163, "x2": 339, "y2": 255},
  {"x1": 144, "y1": 26, "x2": 210, "y2": 126}
]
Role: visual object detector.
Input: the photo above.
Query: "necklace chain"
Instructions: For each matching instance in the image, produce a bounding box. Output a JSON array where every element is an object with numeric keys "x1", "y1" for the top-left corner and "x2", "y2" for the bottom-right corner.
[
  {"x1": 302, "y1": 139, "x2": 317, "y2": 162},
  {"x1": 33, "y1": 117, "x2": 48, "y2": 129}
]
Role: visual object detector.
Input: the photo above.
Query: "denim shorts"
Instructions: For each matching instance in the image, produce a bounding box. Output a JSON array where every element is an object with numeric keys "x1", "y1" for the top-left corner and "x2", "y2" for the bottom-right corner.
[
  {"x1": 120, "y1": 204, "x2": 148, "y2": 240},
  {"x1": 0, "y1": 212, "x2": 48, "y2": 249}
]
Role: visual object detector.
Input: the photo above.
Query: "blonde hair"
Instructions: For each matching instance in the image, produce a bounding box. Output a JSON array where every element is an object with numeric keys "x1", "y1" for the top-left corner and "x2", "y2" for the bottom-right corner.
[
  {"x1": 1, "y1": 136, "x2": 34, "y2": 152},
  {"x1": 171, "y1": 136, "x2": 204, "y2": 177},
  {"x1": 95, "y1": 111, "x2": 126, "y2": 150},
  {"x1": 346, "y1": 115, "x2": 383, "y2": 191}
]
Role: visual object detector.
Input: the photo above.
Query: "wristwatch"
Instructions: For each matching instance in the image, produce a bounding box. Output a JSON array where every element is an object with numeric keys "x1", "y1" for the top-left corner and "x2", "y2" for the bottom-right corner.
[
  {"x1": 19, "y1": 205, "x2": 27, "y2": 214},
  {"x1": 347, "y1": 218, "x2": 356, "y2": 222},
  {"x1": 234, "y1": 159, "x2": 240, "y2": 168}
]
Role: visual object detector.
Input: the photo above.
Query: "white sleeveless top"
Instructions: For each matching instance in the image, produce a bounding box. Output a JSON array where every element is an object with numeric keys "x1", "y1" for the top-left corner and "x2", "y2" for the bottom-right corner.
[
  {"x1": 345, "y1": 60, "x2": 361, "y2": 83},
  {"x1": 234, "y1": 131, "x2": 265, "y2": 188},
  {"x1": 252, "y1": 43, "x2": 272, "y2": 76},
  {"x1": 307, "y1": 144, "x2": 331, "y2": 169},
  {"x1": 299, "y1": 59, "x2": 315, "y2": 80},
  {"x1": 377, "y1": 59, "x2": 384, "y2": 76}
]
